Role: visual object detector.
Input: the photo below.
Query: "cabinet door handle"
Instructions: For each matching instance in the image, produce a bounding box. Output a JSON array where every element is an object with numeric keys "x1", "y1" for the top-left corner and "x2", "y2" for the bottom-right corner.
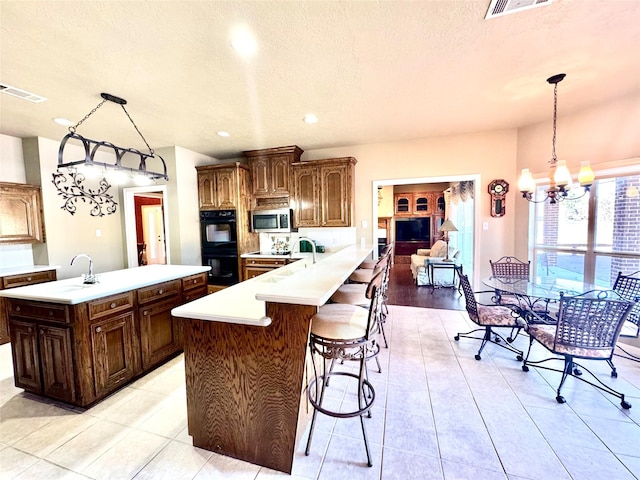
[
  {"x1": 96, "y1": 326, "x2": 102, "y2": 333},
  {"x1": 27, "y1": 276, "x2": 32, "y2": 281},
  {"x1": 40, "y1": 329, "x2": 44, "y2": 335},
  {"x1": 27, "y1": 326, "x2": 32, "y2": 333},
  {"x1": 110, "y1": 302, "x2": 117, "y2": 309},
  {"x1": 48, "y1": 311, "x2": 54, "y2": 317},
  {"x1": 143, "y1": 310, "x2": 148, "y2": 316},
  {"x1": 158, "y1": 289, "x2": 163, "y2": 295},
  {"x1": 193, "y1": 279, "x2": 197, "y2": 284},
  {"x1": 16, "y1": 306, "x2": 21, "y2": 312}
]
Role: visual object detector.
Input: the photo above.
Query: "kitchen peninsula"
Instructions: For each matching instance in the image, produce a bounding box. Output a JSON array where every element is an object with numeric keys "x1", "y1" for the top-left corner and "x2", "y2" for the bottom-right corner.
[
  {"x1": 172, "y1": 244, "x2": 374, "y2": 474},
  {"x1": 0, "y1": 264, "x2": 210, "y2": 407}
]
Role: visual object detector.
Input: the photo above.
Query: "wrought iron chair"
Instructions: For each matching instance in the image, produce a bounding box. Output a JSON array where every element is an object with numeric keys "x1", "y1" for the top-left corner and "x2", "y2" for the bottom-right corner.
[
  {"x1": 490, "y1": 256, "x2": 531, "y2": 277},
  {"x1": 521, "y1": 290, "x2": 634, "y2": 409},
  {"x1": 305, "y1": 269, "x2": 385, "y2": 467},
  {"x1": 454, "y1": 269, "x2": 525, "y2": 361},
  {"x1": 489, "y1": 256, "x2": 553, "y2": 337},
  {"x1": 612, "y1": 271, "x2": 640, "y2": 362}
]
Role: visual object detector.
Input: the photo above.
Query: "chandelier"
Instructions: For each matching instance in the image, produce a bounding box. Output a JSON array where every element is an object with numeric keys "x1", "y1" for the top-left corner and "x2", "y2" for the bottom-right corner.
[
  {"x1": 518, "y1": 74, "x2": 594, "y2": 204},
  {"x1": 53, "y1": 93, "x2": 168, "y2": 216}
]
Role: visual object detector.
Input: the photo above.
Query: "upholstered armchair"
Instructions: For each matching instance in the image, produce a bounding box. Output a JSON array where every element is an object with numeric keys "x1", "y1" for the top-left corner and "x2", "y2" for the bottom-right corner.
[{"x1": 410, "y1": 240, "x2": 459, "y2": 286}]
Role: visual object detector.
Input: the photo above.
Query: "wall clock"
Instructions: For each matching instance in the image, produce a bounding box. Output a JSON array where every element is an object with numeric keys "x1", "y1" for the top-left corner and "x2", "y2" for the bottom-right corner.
[{"x1": 488, "y1": 179, "x2": 509, "y2": 217}]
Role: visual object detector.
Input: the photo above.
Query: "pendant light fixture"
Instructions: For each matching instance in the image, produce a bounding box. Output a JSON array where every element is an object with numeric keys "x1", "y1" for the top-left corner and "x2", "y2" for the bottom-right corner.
[
  {"x1": 53, "y1": 93, "x2": 168, "y2": 216},
  {"x1": 518, "y1": 74, "x2": 595, "y2": 204}
]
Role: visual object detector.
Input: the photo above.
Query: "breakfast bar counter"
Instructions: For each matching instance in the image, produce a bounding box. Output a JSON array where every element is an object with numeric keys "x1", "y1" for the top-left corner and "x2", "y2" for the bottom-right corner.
[{"x1": 171, "y1": 244, "x2": 374, "y2": 474}]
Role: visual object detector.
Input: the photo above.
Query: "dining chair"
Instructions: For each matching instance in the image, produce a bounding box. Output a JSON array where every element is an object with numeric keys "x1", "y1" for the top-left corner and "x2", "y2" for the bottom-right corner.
[
  {"x1": 489, "y1": 255, "x2": 552, "y2": 337},
  {"x1": 454, "y1": 269, "x2": 526, "y2": 361},
  {"x1": 305, "y1": 268, "x2": 385, "y2": 467},
  {"x1": 612, "y1": 271, "x2": 640, "y2": 363},
  {"x1": 521, "y1": 290, "x2": 634, "y2": 409}
]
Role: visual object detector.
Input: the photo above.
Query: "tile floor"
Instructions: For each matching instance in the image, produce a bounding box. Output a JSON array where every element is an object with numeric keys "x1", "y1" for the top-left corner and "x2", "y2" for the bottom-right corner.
[{"x1": 1, "y1": 306, "x2": 639, "y2": 480}]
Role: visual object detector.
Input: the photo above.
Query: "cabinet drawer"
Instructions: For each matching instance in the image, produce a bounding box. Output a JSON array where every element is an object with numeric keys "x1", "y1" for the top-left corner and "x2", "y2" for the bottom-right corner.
[
  {"x1": 183, "y1": 285, "x2": 208, "y2": 303},
  {"x1": 8, "y1": 300, "x2": 70, "y2": 324},
  {"x1": 2, "y1": 270, "x2": 57, "y2": 289},
  {"x1": 243, "y1": 258, "x2": 289, "y2": 267},
  {"x1": 182, "y1": 273, "x2": 207, "y2": 291},
  {"x1": 137, "y1": 280, "x2": 181, "y2": 305},
  {"x1": 88, "y1": 292, "x2": 134, "y2": 321}
]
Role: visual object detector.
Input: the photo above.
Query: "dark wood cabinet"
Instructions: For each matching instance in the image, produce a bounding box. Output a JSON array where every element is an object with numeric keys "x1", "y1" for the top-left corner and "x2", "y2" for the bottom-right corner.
[
  {"x1": 6, "y1": 272, "x2": 208, "y2": 407},
  {"x1": 89, "y1": 298, "x2": 137, "y2": 398},
  {"x1": 242, "y1": 257, "x2": 293, "y2": 280},
  {"x1": 10, "y1": 319, "x2": 41, "y2": 392},
  {"x1": 292, "y1": 157, "x2": 356, "y2": 228},
  {"x1": 245, "y1": 145, "x2": 303, "y2": 200},
  {"x1": 197, "y1": 164, "x2": 248, "y2": 210},
  {"x1": 292, "y1": 164, "x2": 320, "y2": 227},
  {"x1": 39, "y1": 324, "x2": 75, "y2": 403},
  {"x1": 139, "y1": 297, "x2": 181, "y2": 370},
  {"x1": 0, "y1": 182, "x2": 46, "y2": 244},
  {"x1": 10, "y1": 318, "x2": 75, "y2": 403},
  {"x1": 0, "y1": 269, "x2": 57, "y2": 345}
]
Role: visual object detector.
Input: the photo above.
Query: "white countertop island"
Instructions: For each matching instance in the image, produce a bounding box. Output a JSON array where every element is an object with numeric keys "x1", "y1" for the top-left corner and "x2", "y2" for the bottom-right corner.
[
  {"x1": 0, "y1": 264, "x2": 210, "y2": 304},
  {"x1": 172, "y1": 244, "x2": 374, "y2": 474},
  {"x1": 172, "y1": 244, "x2": 373, "y2": 326}
]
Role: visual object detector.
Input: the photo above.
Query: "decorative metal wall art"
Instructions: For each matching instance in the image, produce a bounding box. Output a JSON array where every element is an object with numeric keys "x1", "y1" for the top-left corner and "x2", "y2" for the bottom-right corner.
[
  {"x1": 52, "y1": 171, "x2": 117, "y2": 217},
  {"x1": 53, "y1": 93, "x2": 168, "y2": 216}
]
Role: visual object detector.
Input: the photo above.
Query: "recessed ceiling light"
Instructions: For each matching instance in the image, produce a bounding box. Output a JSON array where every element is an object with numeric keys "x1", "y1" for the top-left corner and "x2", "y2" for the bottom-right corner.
[
  {"x1": 231, "y1": 30, "x2": 257, "y2": 56},
  {"x1": 217, "y1": 131, "x2": 230, "y2": 137},
  {"x1": 53, "y1": 117, "x2": 74, "y2": 126},
  {"x1": 303, "y1": 114, "x2": 318, "y2": 124}
]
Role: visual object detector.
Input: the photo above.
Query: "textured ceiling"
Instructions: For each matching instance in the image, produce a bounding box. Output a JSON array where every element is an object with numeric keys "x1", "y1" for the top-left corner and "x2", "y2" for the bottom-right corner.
[{"x1": 1, "y1": 1, "x2": 639, "y2": 160}]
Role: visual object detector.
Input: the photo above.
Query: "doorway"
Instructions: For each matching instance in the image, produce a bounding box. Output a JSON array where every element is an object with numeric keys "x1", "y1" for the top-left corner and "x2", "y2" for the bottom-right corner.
[
  {"x1": 123, "y1": 186, "x2": 171, "y2": 268},
  {"x1": 371, "y1": 174, "x2": 481, "y2": 284}
]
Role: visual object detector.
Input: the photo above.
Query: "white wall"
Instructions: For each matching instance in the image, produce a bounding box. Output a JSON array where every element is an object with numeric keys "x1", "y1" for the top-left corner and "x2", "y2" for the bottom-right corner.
[
  {"x1": 22, "y1": 137, "x2": 126, "y2": 278},
  {"x1": 159, "y1": 145, "x2": 218, "y2": 266},
  {"x1": 303, "y1": 129, "x2": 519, "y2": 280}
]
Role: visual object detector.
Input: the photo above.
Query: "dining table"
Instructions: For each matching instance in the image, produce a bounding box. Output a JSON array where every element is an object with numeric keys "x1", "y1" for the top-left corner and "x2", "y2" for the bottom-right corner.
[{"x1": 481, "y1": 275, "x2": 612, "y2": 324}]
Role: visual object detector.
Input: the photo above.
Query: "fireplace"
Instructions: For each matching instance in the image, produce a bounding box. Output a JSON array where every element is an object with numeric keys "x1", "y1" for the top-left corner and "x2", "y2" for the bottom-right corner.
[{"x1": 394, "y1": 217, "x2": 431, "y2": 256}]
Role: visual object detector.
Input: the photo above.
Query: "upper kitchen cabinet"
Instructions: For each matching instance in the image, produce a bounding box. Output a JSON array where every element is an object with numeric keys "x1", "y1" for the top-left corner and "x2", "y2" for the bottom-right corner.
[
  {"x1": 292, "y1": 157, "x2": 356, "y2": 228},
  {"x1": 0, "y1": 182, "x2": 45, "y2": 244},
  {"x1": 196, "y1": 163, "x2": 249, "y2": 211},
  {"x1": 244, "y1": 145, "x2": 303, "y2": 203},
  {"x1": 394, "y1": 191, "x2": 444, "y2": 217}
]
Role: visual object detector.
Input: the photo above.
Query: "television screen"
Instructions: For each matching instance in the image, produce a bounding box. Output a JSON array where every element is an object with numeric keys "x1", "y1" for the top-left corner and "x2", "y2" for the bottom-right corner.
[{"x1": 395, "y1": 217, "x2": 431, "y2": 242}]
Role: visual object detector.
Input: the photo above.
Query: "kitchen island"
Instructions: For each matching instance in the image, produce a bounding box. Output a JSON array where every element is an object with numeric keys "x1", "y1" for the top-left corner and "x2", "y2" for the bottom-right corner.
[
  {"x1": 0, "y1": 264, "x2": 210, "y2": 407},
  {"x1": 172, "y1": 244, "x2": 373, "y2": 474}
]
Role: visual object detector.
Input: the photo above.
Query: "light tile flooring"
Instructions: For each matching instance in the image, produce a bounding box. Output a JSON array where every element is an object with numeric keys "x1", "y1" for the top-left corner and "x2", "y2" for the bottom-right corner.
[{"x1": 1, "y1": 306, "x2": 639, "y2": 480}]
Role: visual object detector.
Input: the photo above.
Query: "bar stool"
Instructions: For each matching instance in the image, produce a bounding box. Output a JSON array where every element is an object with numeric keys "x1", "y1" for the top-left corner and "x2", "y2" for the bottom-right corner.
[
  {"x1": 351, "y1": 244, "x2": 392, "y2": 283},
  {"x1": 305, "y1": 269, "x2": 384, "y2": 467},
  {"x1": 330, "y1": 253, "x2": 391, "y2": 348},
  {"x1": 358, "y1": 243, "x2": 393, "y2": 269}
]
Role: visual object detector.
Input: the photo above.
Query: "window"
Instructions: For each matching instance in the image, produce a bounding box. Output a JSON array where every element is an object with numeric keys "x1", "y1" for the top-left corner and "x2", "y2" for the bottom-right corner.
[{"x1": 531, "y1": 173, "x2": 640, "y2": 286}]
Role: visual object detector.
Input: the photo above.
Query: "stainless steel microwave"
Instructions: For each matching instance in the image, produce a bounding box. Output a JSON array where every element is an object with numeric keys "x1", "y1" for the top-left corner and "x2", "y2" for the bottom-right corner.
[{"x1": 250, "y1": 209, "x2": 293, "y2": 233}]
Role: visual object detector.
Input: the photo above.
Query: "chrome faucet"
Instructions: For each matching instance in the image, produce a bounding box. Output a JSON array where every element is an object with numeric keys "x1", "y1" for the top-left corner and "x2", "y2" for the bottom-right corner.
[
  {"x1": 290, "y1": 236, "x2": 317, "y2": 264},
  {"x1": 71, "y1": 253, "x2": 98, "y2": 284}
]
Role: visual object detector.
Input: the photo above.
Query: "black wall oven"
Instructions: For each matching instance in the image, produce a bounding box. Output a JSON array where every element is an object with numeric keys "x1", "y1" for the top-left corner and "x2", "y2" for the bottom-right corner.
[{"x1": 200, "y1": 210, "x2": 239, "y2": 286}]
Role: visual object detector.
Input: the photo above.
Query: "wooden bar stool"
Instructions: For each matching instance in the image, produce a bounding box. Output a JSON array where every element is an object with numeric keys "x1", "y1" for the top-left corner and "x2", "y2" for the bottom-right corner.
[{"x1": 305, "y1": 270, "x2": 384, "y2": 467}]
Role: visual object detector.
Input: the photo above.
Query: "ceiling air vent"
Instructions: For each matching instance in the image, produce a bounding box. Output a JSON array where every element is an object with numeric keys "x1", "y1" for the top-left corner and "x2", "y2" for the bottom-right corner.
[
  {"x1": 0, "y1": 83, "x2": 47, "y2": 103},
  {"x1": 485, "y1": 0, "x2": 552, "y2": 19}
]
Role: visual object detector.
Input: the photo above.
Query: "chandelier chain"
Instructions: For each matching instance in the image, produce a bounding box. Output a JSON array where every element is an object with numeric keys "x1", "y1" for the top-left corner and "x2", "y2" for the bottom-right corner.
[
  {"x1": 120, "y1": 104, "x2": 154, "y2": 155},
  {"x1": 551, "y1": 82, "x2": 558, "y2": 165},
  {"x1": 69, "y1": 98, "x2": 108, "y2": 133}
]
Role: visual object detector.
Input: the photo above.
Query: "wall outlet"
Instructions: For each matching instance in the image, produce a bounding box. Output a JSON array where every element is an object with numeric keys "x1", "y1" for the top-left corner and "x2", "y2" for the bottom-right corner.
[
  {"x1": 482, "y1": 222, "x2": 489, "y2": 231},
  {"x1": 361, "y1": 219, "x2": 368, "y2": 228}
]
